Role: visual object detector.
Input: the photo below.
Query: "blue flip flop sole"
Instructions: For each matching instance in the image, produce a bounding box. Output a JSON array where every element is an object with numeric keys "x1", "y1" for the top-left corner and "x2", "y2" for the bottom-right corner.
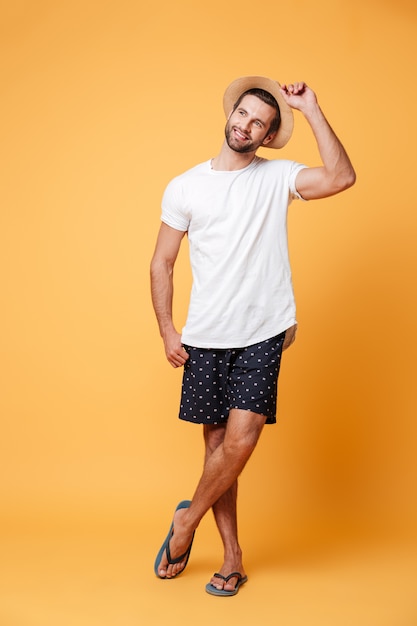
[{"x1": 154, "y1": 500, "x2": 194, "y2": 578}]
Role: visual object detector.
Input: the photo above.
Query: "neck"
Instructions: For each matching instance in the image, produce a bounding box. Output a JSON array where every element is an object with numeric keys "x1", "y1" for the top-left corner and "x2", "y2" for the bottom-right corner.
[{"x1": 211, "y1": 141, "x2": 257, "y2": 171}]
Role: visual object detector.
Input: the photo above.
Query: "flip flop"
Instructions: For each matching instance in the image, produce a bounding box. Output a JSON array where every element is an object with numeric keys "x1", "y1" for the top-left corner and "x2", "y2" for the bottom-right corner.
[
  {"x1": 154, "y1": 500, "x2": 195, "y2": 578},
  {"x1": 205, "y1": 571, "x2": 248, "y2": 596}
]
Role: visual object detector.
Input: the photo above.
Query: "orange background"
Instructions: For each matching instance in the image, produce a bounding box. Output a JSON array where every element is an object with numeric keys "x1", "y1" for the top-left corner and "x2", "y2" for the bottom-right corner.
[{"x1": 1, "y1": 1, "x2": 416, "y2": 624}]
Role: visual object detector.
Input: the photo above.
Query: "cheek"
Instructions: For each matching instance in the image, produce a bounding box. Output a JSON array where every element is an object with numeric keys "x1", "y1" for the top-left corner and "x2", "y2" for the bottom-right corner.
[{"x1": 261, "y1": 129, "x2": 273, "y2": 144}]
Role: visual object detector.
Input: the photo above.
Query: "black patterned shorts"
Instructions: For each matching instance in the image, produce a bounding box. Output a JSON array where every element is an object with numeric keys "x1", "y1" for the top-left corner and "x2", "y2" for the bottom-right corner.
[{"x1": 179, "y1": 332, "x2": 286, "y2": 425}]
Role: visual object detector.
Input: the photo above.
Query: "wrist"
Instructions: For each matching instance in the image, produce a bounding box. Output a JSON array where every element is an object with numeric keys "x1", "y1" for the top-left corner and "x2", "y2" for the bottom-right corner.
[
  {"x1": 302, "y1": 101, "x2": 323, "y2": 123},
  {"x1": 160, "y1": 323, "x2": 178, "y2": 342}
]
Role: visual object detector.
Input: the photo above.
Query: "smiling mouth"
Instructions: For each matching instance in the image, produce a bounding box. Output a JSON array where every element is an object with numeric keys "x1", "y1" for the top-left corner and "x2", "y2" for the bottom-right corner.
[{"x1": 233, "y1": 127, "x2": 250, "y2": 141}]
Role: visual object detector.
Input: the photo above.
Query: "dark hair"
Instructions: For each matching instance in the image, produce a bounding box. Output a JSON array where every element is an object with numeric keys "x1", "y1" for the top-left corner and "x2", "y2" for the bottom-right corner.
[{"x1": 232, "y1": 88, "x2": 281, "y2": 135}]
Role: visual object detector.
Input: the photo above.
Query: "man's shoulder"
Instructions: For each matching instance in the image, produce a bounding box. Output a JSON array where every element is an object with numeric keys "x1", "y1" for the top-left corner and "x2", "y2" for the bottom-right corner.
[
  {"x1": 254, "y1": 157, "x2": 307, "y2": 182},
  {"x1": 163, "y1": 161, "x2": 210, "y2": 203}
]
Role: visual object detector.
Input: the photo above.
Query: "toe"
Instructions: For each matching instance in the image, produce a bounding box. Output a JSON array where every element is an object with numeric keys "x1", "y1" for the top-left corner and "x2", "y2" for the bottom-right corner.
[
  {"x1": 224, "y1": 577, "x2": 238, "y2": 592},
  {"x1": 157, "y1": 550, "x2": 170, "y2": 578},
  {"x1": 158, "y1": 562, "x2": 167, "y2": 578},
  {"x1": 165, "y1": 562, "x2": 176, "y2": 578},
  {"x1": 210, "y1": 574, "x2": 225, "y2": 590},
  {"x1": 172, "y1": 561, "x2": 183, "y2": 577}
]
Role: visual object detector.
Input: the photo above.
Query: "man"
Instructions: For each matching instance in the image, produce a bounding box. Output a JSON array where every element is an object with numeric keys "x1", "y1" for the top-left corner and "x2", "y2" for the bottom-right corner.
[{"x1": 150, "y1": 76, "x2": 355, "y2": 596}]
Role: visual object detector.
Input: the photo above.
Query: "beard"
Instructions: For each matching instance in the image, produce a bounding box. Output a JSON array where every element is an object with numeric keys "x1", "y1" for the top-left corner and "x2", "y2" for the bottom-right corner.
[{"x1": 224, "y1": 120, "x2": 266, "y2": 154}]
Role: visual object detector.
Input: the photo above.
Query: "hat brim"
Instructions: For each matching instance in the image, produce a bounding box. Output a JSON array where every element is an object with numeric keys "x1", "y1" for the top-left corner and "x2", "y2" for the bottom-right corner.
[{"x1": 223, "y1": 76, "x2": 293, "y2": 149}]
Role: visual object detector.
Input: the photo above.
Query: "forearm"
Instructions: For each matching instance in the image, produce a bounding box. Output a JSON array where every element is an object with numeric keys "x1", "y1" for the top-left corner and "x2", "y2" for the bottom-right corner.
[
  {"x1": 150, "y1": 256, "x2": 188, "y2": 368},
  {"x1": 150, "y1": 258, "x2": 176, "y2": 340},
  {"x1": 150, "y1": 223, "x2": 188, "y2": 367},
  {"x1": 304, "y1": 103, "x2": 356, "y2": 193}
]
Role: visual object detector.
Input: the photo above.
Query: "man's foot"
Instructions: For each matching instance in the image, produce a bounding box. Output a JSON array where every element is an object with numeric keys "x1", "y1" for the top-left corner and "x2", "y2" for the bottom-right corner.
[
  {"x1": 206, "y1": 571, "x2": 248, "y2": 596},
  {"x1": 207, "y1": 559, "x2": 247, "y2": 594},
  {"x1": 154, "y1": 500, "x2": 195, "y2": 579}
]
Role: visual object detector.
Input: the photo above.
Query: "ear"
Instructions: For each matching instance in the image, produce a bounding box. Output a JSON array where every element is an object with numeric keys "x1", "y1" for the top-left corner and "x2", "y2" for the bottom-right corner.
[{"x1": 262, "y1": 132, "x2": 277, "y2": 146}]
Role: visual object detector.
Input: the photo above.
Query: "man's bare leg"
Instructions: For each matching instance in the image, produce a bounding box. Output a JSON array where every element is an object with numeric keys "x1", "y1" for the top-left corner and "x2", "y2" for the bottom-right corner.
[
  {"x1": 203, "y1": 424, "x2": 245, "y2": 591},
  {"x1": 157, "y1": 409, "x2": 266, "y2": 579}
]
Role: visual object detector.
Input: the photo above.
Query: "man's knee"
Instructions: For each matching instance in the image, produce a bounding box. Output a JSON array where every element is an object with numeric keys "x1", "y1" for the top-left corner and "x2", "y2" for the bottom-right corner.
[
  {"x1": 204, "y1": 423, "x2": 226, "y2": 455},
  {"x1": 223, "y1": 410, "x2": 265, "y2": 460},
  {"x1": 223, "y1": 432, "x2": 258, "y2": 460}
]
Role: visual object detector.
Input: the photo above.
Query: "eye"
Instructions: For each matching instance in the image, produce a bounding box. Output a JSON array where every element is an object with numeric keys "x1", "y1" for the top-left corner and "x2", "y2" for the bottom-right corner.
[{"x1": 254, "y1": 120, "x2": 262, "y2": 128}]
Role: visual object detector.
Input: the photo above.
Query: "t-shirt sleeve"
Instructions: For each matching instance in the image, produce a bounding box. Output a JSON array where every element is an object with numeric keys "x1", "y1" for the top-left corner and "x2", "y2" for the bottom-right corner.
[
  {"x1": 161, "y1": 178, "x2": 190, "y2": 232},
  {"x1": 288, "y1": 162, "x2": 308, "y2": 201}
]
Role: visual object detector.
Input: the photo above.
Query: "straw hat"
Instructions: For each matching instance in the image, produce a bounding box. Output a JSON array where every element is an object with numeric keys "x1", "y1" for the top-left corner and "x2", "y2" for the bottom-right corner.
[{"x1": 223, "y1": 75, "x2": 294, "y2": 149}]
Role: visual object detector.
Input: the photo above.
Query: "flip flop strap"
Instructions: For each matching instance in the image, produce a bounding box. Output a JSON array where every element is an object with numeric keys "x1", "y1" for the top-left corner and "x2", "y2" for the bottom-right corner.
[
  {"x1": 166, "y1": 534, "x2": 190, "y2": 565},
  {"x1": 213, "y1": 571, "x2": 243, "y2": 583}
]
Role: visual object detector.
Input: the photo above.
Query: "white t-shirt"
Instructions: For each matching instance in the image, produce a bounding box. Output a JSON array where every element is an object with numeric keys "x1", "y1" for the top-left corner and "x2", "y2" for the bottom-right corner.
[{"x1": 161, "y1": 156, "x2": 307, "y2": 349}]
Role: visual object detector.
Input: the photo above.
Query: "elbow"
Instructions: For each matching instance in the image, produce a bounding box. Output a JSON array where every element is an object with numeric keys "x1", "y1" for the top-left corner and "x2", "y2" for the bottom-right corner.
[
  {"x1": 150, "y1": 255, "x2": 158, "y2": 279},
  {"x1": 334, "y1": 166, "x2": 356, "y2": 194},
  {"x1": 344, "y1": 167, "x2": 356, "y2": 190},
  {"x1": 150, "y1": 255, "x2": 161, "y2": 284},
  {"x1": 150, "y1": 255, "x2": 173, "y2": 282},
  {"x1": 150, "y1": 257, "x2": 163, "y2": 283}
]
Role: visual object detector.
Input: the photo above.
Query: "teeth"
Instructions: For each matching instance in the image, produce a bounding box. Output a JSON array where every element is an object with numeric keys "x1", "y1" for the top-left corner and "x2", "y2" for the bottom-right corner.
[{"x1": 235, "y1": 129, "x2": 248, "y2": 140}]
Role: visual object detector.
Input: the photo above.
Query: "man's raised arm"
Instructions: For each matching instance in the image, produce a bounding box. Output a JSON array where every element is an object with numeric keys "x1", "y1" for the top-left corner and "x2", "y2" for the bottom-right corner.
[{"x1": 280, "y1": 82, "x2": 356, "y2": 200}]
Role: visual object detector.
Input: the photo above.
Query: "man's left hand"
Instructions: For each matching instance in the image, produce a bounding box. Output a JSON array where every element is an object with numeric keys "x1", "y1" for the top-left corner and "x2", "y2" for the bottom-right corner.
[{"x1": 280, "y1": 82, "x2": 318, "y2": 114}]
